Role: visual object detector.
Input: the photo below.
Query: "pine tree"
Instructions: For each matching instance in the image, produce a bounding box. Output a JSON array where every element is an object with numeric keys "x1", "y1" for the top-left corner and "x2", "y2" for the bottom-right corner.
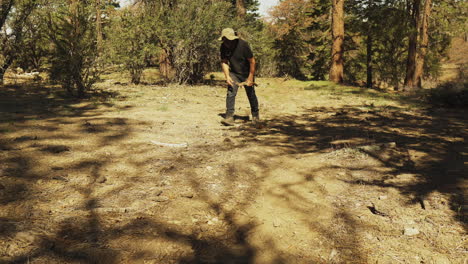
[{"x1": 330, "y1": 0, "x2": 345, "y2": 83}]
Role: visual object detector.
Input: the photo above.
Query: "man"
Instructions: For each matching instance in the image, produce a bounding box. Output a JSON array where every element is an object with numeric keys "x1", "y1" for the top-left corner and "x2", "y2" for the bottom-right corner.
[{"x1": 219, "y1": 28, "x2": 259, "y2": 126}]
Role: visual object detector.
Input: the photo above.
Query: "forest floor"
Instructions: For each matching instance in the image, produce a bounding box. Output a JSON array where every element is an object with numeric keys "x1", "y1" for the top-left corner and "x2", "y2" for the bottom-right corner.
[{"x1": 0, "y1": 72, "x2": 466, "y2": 264}]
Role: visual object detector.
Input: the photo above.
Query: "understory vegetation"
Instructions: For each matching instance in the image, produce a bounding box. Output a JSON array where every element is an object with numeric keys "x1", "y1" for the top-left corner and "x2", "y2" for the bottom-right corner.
[{"x1": 0, "y1": 0, "x2": 466, "y2": 97}]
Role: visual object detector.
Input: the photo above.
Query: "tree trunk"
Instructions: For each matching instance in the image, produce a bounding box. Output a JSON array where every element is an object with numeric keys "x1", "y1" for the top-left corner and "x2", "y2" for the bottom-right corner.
[
  {"x1": 413, "y1": 0, "x2": 431, "y2": 88},
  {"x1": 96, "y1": 0, "x2": 103, "y2": 53},
  {"x1": 404, "y1": 0, "x2": 420, "y2": 91},
  {"x1": 0, "y1": 0, "x2": 14, "y2": 29},
  {"x1": 236, "y1": 0, "x2": 246, "y2": 18},
  {"x1": 366, "y1": 33, "x2": 373, "y2": 88},
  {"x1": 0, "y1": 54, "x2": 13, "y2": 85},
  {"x1": 159, "y1": 49, "x2": 174, "y2": 80},
  {"x1": 0, "y1": 66, "x2": 7, "y2": 85},
  {"x1": 330, "y1": 0, "x2": 344, "y2": 83}
]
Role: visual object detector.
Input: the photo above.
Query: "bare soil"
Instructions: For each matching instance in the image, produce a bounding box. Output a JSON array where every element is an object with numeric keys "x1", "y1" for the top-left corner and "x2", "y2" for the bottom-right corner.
[{"x1": 0, "y1": 75, "x2": 466, "y2": 263}]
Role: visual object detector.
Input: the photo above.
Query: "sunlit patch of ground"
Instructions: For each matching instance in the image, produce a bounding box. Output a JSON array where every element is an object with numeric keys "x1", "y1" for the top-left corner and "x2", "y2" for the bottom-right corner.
[{"x1": 0, "y1": 74, "x2": 466, "y2": 263}]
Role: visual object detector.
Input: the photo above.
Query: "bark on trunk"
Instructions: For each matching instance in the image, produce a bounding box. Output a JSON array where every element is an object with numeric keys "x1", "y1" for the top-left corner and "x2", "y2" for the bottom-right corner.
[
  {"x1": 0, "y1": 0, "x2": 14, "y2": 29},
  {"x1": 96, "y1": 0, "x2": 103, "y2": 53},
  {"x1": 0, "y1": 55, "x2": 13, "y2": 85},
  {"x1": 330, "y1": 0, "x2": 345, "y2": 83},
  {"x1": 413, "y1": 0, "x2": 431, "y2": 88},
  {"x1": 0, "y1": 67, "x2": 7, "y2": 85},
  {"x1": 366, "y1": 33, "x2": 373, "y2": 88},
  {"x1": 159, "y1": 49, "x2": 174, "y2": 80},
  {"x1": 236, "y1": 0, "x2": 246, "y2": 18},
  {"x1": 404, "y1": 0, "x2": 421, "y2": 91}
]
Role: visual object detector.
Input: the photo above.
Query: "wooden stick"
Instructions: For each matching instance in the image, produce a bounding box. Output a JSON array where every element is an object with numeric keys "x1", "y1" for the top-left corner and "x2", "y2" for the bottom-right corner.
[{"x1": 236, "y1": 81, "x2": 258, "y2": 87}]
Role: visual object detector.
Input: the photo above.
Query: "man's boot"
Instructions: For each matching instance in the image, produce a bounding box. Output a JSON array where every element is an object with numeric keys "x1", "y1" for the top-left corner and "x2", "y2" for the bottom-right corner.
[
  {"x1": 221, "y1": 114, "x2": 235, "y2": 126},
  {"x1": 252, "y1": 111, "x2": 260, "y2": 124}
]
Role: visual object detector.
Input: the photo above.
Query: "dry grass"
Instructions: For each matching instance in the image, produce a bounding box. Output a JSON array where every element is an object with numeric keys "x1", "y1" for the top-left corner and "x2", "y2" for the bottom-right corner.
[{"x1": 0, "y1": 72, "x2": 466, "y2": 263}]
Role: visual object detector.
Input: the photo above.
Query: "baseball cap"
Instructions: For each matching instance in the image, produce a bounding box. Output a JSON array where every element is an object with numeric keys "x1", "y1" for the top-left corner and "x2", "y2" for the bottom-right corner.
[{"x1": 219, "y1": 28, "x2": 239, "y2": 41}]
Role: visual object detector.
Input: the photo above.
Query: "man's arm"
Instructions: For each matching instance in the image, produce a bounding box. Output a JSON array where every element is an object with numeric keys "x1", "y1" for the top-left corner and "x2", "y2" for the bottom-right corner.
[
  {"x1": 246, "y1": 57, "x2": 256, "y2": 86},
  {"x1": 221, "y1": 59, "x2": 234, "y2": 86}
]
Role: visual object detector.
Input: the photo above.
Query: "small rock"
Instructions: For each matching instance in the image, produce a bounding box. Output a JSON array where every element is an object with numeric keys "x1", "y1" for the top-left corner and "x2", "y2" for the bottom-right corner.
[
  {"x1": 223, "y1": 138, "x2": 233, "y2": 143},
  {"x1": 273, "y1": 221, "x2": 281, "y2": 227},
  {"x1": 367, "y1": 202, "x2": 388, "y2": 217},
  {"x1": 0, "y1": 145, "x2": 14, "y2": 151},
  {"x1": 207, "y1": 217, "x2": 220, "y2": 225},
  {"x1": 15, "y1": 231, "x2": 36, "y2": 244},
  {"x1": 52, "y1": 175, "x2": 69, "y2": 182},
  {"x1": 403, "y1": 227, "x2": 420, "y2": 236},
  {"x1": 430, "y1": 255, "x2": 451, "y2": 264},
  {"x1": 52, "y1": 167, "x2": 64, "y2": 171},
  {"x1": 181, "y1": 192, "x2": 194, "y2": 198},
  {"x1": 328, "y1": 249, "x2": 338, "y2": 261},
  {"x1": 208, "y1": 217, "x2": 219, "y2": 225},
  {"x1": 153, "y1": 196, "x2": 169, "y2": 202},
  {"x1": 206, "y1": 166, "x2": 213, "y2": 171},
  {"x1": 378, "y1": 195, "x2": 388, "y2": 200},
  {"x1": 14, "y1": 136, "x2": 37, "y2": 142},
  {"x1": 364, "y1": 233, "x2": 373, "y2": 240},
  {"x1": 42, "y1": 145, "x2": 70, "y2": 154},
  {"x1": 96, "y1": 176, "x2": 107, "y2": 183}
]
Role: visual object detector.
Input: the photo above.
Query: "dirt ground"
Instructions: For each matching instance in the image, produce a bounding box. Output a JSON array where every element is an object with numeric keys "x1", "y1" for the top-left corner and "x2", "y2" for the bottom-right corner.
[{"x1": 0, "y1": 74, "x2": 466, "y2": 263}]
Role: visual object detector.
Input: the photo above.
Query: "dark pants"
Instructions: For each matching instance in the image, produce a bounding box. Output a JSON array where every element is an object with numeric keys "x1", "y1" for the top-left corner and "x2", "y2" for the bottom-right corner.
[{"x1": 226, "y1": 73, "x2": 259, "y2": 117}]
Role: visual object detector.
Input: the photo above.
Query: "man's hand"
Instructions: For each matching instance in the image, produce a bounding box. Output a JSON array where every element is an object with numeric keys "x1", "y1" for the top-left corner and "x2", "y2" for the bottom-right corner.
[
  {"x1": 246, "y1": 77, "x2": 254, "y2": 87},
  {"x1": 247, "y1": 57, "x2": 256, "y2": 87},
  {"x1": 221, "y1": 59, "x2": 233, "y2": 86},
  {"x1": 226, "y1": 76, "x2": 234, "y2": 86}
]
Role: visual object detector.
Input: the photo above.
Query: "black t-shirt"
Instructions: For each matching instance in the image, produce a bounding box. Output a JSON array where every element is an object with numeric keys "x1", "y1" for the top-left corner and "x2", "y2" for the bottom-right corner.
[{"x1": 220, "y1": 39, "x2": 253, "y2": 77}]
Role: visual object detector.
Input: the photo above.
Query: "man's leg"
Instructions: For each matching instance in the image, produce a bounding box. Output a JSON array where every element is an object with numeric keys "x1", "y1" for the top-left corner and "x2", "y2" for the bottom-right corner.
[
  {"x1": 223, "y1": 74, "x2": 241, "y2": 126},
  {"x1": 245, "y1": 86, "x2": 259, "y2": 122}
]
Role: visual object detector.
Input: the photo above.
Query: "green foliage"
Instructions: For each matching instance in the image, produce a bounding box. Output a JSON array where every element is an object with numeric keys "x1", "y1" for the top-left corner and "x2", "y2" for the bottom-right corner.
[
  {"x1": 344, "y1": 0, "x2": 464, "y2": 87},
  {"x1": 13, "y1": 7, "x2": 50, "y2": 71},
  {"x1": 344, "y1": 0, "x2": 409, "y2": 86},
  {"x1": 243, "y1": 25, "x2": 277, "y2": 77},
  {"x1": 147, "y1": 0, "x2": 233, "y2": 84},
  {"x1": 0, "y1": 0, "x2": 38, "y2": 82},
  {"x1": 231, "y1": 10, "x2": 276, "y2": 77},
  {"x1": 47, "y1": 1, "x2": 100, "y2": 97},
  {"x1": 106, "y1": 10, "x2": 156, "y2": 84},
  {"x1": 305, "y1": 0, "x2": 331, "y2": 80},
  {"x1": 268, "y1": 0, "x2": 316, "y2": 79},
  {"x1": 426, "y1": 80, "x2": 468, "y2": 108},
  {"x1": 370, "y1": 6, "x2": 409, "y2": 86}
]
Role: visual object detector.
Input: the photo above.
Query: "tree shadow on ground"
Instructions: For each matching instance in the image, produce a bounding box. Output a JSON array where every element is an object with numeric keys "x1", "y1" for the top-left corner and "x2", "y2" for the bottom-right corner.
[
  {"x1": 236, "y1": 105, "x2": 467, "y2": 227},
  {"x1": 1, "y1": 90, "x2": 359, "y2": 263},
  {"x1": 5, "y1": 82, "x2": 462, "y2": 263},
  {"x1": 0, "y1": 83, "x2": 277, "y2": 263}
]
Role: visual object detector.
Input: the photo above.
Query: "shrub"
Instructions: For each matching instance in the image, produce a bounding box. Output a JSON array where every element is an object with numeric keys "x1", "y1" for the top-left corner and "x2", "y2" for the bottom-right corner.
[
  {"x1": 147, "y1": 0, "x2": 233, "y2": 84},
  {"x1": 426, "y1": 80, "x2": 468, "y2": 108},
  {"x1": 47, "y1": 1, "x2": 100, "y2": 97},
  {"x1": 106, "y1": 10, "x2": 156, "y2": 85}
]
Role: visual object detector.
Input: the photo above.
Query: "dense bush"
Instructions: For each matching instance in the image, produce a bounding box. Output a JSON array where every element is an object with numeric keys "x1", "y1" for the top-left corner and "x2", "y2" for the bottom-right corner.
[
  {"x1": 106, "y1": 10, "x2": 156, "y2": 84},
  {"x1": 426, "y1": 80, "x2": 468, "y2": 108},
  {"x1": 145, "y1": 0, "x2": 233, "y2": 84},
  {"x1": 47, "y1": 1, "x2": 100, "y2": 97}
]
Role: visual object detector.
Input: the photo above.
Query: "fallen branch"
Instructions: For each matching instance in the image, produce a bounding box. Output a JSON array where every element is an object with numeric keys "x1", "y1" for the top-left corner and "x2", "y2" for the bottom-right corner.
[{"x1": 150, "y1": 140, "x2": 188, "y2": 148}]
